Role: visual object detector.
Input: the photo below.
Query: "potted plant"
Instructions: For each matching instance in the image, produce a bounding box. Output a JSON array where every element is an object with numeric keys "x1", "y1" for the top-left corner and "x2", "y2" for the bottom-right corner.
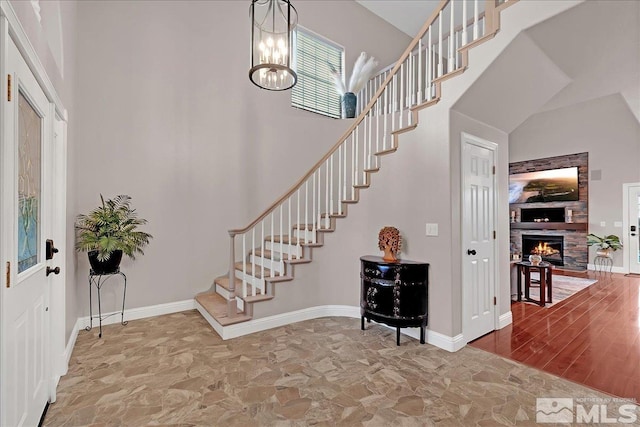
[
  {"x1": 587, "y1": 233, "x2": 622, "y2": 258},
  {"x1": 75, "y1": 194, "x2": 152, "y2": 274},
  {"x1": 328, "y1": 52, "x2": 379, "y2": 118}
]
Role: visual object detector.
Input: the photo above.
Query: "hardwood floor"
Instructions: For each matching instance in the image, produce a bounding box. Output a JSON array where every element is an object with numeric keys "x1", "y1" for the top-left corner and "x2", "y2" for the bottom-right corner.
[{"x1": 470, "y1": 271, "x2": 640, "y2": 402}]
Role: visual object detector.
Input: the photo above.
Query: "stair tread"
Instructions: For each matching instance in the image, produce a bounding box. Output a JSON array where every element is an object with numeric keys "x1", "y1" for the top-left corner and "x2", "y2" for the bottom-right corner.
[
  {"x1": 242, "y1": 294, "x2": 275, "y2": 303},
  {"x1": 294, "y1": 224, "x2": 334, "y2": 232},
  {"x1": 214, "y1": 276, "x2": 274, "y2": 303},
  {"x1": 252, "y1": 248, "x2": 300, "y2": 261},
  {"x1": 214, "y1": 276, "x2": 242, "y2": 290},
  {"x1": 252, "y1": 248, "x2": 313, "y2": 262},
  {"x1": 265, "y1": 275, "x2": 295, "y2": 283},
  {"x1": 391, "y1": 124, "x2": 418, "y2": 135},
  {"x1": 321, "y1": 213, "x2": 346, "y2": 218},
  {"x1": 195, "y1": 292, "x2": 252, "y2": 326},
  {"x1": 234, "y1": 262, "x2": 281, "y2": 278},
  {"x1": 375, "y1": 147, "x2": 398, "y2": 156},
  {"x1": 266, "y1": 235, "x2": 322, "y2": 246}
]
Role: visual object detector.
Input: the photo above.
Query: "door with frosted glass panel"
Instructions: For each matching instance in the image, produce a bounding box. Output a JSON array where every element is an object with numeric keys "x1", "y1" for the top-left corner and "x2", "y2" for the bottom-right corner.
[{"x1": 1, "y1": 38, "x2": 53, "y2": 427}]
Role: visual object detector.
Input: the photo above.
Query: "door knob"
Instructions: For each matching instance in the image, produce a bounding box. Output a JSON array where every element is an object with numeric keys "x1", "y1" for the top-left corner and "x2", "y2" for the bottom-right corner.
[
  {"x1": 467, "y1": 249, "x2": 476, "y2": 255},
  {"x1": 46, "y1": 266, "x2": 60, "y2": 276}
]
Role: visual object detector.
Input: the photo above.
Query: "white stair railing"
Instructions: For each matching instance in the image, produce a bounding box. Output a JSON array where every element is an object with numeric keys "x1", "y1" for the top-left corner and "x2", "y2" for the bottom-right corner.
[{"x1": 224, "y1": 0, "x2": 508, "y2": 318}]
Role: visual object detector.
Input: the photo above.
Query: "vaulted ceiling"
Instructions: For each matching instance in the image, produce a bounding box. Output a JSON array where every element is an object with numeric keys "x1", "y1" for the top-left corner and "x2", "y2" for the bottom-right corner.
[{"x1": 358, "y1": 0, "x2": 640, "y2": 128}]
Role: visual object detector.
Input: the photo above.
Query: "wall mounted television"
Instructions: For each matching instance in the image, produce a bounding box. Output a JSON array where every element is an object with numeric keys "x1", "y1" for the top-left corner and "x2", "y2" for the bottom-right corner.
[{"x1": 509, "y1": 166, "x2": 579, "y2": 204}]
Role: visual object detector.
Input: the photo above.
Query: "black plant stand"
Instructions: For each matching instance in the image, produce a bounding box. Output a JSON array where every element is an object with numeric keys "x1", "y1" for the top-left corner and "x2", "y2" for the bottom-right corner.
[{"x1": 86, "y1": 269, "x2": 128, "y2": 338}]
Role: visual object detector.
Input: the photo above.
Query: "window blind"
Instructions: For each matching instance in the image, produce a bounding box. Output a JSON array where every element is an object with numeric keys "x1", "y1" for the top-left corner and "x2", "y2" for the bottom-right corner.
[{"x1": 291, "y1": 28, "x2": 344, "y2": 119}]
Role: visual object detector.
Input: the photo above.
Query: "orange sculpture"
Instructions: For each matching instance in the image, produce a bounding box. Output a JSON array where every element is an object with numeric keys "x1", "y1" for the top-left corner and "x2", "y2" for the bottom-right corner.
[{"x1": 378, "y1": 226, "x2": 402, "y2": 262}]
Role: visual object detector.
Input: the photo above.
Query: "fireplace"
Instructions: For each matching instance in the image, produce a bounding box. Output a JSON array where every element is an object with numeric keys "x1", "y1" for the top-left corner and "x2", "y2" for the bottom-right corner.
[{"x1": 522, "y1": 235, "x2": 564, "y2": 266}]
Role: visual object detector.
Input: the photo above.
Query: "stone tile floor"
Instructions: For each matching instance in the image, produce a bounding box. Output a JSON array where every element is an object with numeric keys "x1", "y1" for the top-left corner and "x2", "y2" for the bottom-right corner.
[{"x1": 44, "y1": 311, "x2": 635, "y2": 426}]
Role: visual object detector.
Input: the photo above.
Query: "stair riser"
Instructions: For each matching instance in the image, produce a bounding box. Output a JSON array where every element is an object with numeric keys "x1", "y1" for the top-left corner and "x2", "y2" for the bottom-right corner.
[
  {"x1": 233, "y1": 271, "x2": 266, "y2": 292},
  {"x1": 264, "y1": 241, "x2": 302, "y2": 258},
  {"x1": 247, "y1": 254, "x2": 284, "y2": 274},
  {"x1": 292, "y1": 229, "x2": 317, "y2": 242},
  {"x1": 214, "y1": 284, "x2": 245, "y2": 311}
]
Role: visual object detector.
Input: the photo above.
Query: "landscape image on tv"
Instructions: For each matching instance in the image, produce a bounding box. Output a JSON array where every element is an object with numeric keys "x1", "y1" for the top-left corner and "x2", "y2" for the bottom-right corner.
[{"x1": 509, "y1": 167, "x2": 579, "y2": 204}]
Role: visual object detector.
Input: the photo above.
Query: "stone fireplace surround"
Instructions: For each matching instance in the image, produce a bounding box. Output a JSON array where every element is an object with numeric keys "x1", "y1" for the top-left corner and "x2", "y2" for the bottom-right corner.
[{"x1": 509, "y1": 152, "x2": 589, "y2": 271}]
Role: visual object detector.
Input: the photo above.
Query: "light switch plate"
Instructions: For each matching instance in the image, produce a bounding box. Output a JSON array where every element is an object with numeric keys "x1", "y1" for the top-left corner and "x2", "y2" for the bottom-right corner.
[
  {"x1": 614, "y1": 221, "x2": 622, "y2": 227},
  {"x1": 600, "y1": 221, "x2": 606, "y2": 227},
  {"x1": 426, "y1": 223, "x2": 439, "y2": 236}
]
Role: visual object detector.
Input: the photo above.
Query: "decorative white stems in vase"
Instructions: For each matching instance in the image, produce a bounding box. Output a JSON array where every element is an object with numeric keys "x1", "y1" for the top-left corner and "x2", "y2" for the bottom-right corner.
[{"x1": 329, "y1": 52, "x2": 379, "y2": 119}]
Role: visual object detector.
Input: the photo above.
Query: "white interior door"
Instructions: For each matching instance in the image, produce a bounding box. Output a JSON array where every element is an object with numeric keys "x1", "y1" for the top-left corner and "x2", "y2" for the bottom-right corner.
[
  {"x1": 626, "y1": 184, "x2": 640, "y2": 274},
  {"x1": 462, "y1": 133, "x2": 497, "y2": 342},
  {"x1": 1, "y1": 37, "x2": 54, "y2": 427}
]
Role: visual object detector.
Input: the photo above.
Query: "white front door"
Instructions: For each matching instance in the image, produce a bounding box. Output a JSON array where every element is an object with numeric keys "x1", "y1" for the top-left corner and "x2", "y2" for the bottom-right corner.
[
  {"x1": 625, "y1": 184, "x2": 640, "y2": 274},
  {"x1": 462, "y1": 133, "x2": 497, "y2": 342},
  {"x1": 1, "y1": 37, "x2": 54, "y2": 427}
]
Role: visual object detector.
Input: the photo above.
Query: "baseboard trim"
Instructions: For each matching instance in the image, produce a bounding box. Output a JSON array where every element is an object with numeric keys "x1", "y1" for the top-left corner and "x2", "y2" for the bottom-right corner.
[
  {"x1": 498, "y1": 311, "x2": 513, "y2": 329},
  {"x1": 202, "y1": 304, "x2": 464, "y2": 352},
  {"x1": 63, "y1": 318, "x2": 82, "y2": 373},
  {"x1": 587, "y1": 263, "x2": 625, "y2": 274},
  {"x1": 221, "y1": 305, "x2": 361, "y2": 340},
  {"x1": 429, "y1": 331, "x2": 466, "y2": 352},
  {"x1": 77, "y1": 299, "x2": 197, "y2": 331}
]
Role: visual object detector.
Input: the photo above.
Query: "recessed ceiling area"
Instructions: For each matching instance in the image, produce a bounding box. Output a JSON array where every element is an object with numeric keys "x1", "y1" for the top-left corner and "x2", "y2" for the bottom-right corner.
[{"x1": 453, "y1": 0, "x2": 640, "y2": 128}]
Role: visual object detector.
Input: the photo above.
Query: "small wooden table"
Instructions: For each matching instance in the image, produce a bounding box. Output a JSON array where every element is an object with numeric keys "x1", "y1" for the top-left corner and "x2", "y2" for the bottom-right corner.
[{"x1": 516, "y1": 261, "x2": 553, "y2": 307}]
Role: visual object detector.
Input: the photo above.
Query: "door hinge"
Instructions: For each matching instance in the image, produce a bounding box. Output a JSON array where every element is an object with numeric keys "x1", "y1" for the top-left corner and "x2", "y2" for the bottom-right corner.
[
  {"x1": 494, "y1": 296, "x2": 497, "y2": 306},
  {"x1": 7, "y1": 74, "x2": 11, "y2": 101},
  {"x1": 493, "y1": 230, "x2": 496, "y2": 239},
  {"x1": 5, "y1": 262, "x2": 10, "y2": 288},
  {"x1": 492, "y1": 165, "x2": 495, "y2": 175}
]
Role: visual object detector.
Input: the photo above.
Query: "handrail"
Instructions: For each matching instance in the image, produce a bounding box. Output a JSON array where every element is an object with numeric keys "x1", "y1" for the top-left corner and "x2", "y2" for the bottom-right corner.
[{"x1": 229, "y1": 0, "x2": 450, "y2": 236}]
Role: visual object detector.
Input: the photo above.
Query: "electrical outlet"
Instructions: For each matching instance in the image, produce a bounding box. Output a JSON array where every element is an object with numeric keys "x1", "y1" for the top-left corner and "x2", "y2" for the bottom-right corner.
[
  {"x1": 425, "y1": 223, "x2": 439, "y2": 236},
  {"x1": 600, "y1": 221, "x2": 606, "y2": 227},
  {"x1": 614, "y1": 221, "x2": 622, "y2": 227}
]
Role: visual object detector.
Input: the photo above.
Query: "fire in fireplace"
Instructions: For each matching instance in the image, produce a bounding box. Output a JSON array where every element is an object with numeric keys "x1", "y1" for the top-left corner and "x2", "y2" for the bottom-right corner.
[
  {"x1": 531, "y1": 242, "x2": 560, "y2": 257},
  {"x1": 522, "y1": 235, "x2": 564, "y2": 266}
]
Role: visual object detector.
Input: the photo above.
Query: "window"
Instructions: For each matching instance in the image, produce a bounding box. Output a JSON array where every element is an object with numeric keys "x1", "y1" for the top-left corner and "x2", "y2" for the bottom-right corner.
[{"x1": 292, "y1": 27, "x2": 344, "y2": 119}]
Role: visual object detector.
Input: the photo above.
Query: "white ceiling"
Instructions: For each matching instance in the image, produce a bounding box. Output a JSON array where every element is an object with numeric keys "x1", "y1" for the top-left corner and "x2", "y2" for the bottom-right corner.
[{"x1": 355, "y1": 0, "x2": 438, "y2": 37}]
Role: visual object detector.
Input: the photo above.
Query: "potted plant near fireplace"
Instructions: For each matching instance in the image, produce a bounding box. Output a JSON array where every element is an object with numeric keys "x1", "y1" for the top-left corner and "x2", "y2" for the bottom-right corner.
[
  {"x1": 587, "y1": 233, "x2": 622, "y2": 258},
  {"x1": 75, "y1": 194, "x2": 152, "y2": 274}
]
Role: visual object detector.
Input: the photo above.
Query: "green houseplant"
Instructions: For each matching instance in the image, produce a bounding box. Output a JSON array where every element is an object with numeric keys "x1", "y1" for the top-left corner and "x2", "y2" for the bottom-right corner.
[
  {"x1": 76, "y1": 195, "x2": 152, "y2": 274},
  {"x1": 587, "y1": 233, "x2": 622, "y2": 257}
]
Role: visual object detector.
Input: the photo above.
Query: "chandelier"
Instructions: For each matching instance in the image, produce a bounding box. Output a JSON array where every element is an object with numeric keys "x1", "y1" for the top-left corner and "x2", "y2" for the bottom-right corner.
[{"x1": 249, "y1": 0, "x2": 298, "y2": 91}]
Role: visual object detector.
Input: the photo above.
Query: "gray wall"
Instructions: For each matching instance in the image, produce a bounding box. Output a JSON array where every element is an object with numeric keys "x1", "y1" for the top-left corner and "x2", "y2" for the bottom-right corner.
[
  {"x1": 73, "y1": 1, "x2": 411, "y2": 318},
  {"x1": 9, "y1": 0, "x2": 79, "y2": 344},
  {"x1": 510, "y1": 94, "x2": 640, "y2": 268}
]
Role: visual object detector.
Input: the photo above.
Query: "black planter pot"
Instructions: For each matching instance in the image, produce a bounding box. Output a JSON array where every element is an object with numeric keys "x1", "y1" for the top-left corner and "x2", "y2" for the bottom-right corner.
[{"x1": 88, "y1": 250, "x2": 123, "y2": 274}]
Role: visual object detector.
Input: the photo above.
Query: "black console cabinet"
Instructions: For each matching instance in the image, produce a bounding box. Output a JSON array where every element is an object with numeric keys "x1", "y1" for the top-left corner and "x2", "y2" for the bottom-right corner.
[{"x1": 360, "y1": 256, "x2": 429, "y2": 345}]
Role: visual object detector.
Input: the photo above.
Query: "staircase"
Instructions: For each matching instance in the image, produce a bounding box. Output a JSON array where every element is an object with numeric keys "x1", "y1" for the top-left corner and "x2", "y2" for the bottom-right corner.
[{"x1": 196, "y1": 0, "x2": 518, "y2": 337}]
